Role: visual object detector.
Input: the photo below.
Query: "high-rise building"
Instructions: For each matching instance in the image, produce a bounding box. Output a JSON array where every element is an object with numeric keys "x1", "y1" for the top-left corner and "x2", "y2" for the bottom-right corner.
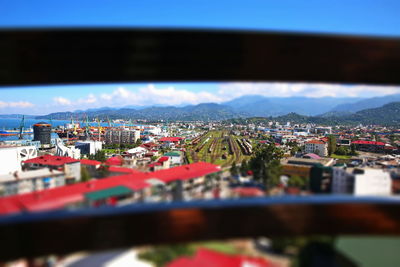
[{"x1": 105, "y1": 129, "x2": 140, "y2": 144}]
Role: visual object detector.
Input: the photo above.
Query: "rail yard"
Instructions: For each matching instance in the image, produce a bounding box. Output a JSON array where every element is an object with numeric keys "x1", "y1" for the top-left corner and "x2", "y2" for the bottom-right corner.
[{"x1": 186, "y1": 130, "x2": 253, "y2": 167}]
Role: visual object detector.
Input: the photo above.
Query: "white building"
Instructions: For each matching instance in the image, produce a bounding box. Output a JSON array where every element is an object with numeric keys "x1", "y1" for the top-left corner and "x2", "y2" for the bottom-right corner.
[
  {"x1": 314, "y1": 127, "x2": 332, "y2": 135},
  {"x1": 332, "y1": 168, "x2": 392, "y2": 196},
  {"x1": 0, "y1": 168, "x2": 65, "y2": 196},
  {"x1": 75, "y1": 140, "x2": 103, "y2": 155},
  {"x1": 126, "y1": 147, "x2": 148, "y2": 158},
  {"x1": 305, "y1": 140, "x2": 328, "y2": 157},
  {"x1": 163, "y1": 151, "x2": 183, "y2": 166},
  {"x1": 0, "y1": 146, "x2": 38, "y2": 175},
  {"x1": 55, "y1": 138, "x2": 81, "y2": 159},
  {"x1": 144, "y1": 126, "x2": 162, "y2": 135}
]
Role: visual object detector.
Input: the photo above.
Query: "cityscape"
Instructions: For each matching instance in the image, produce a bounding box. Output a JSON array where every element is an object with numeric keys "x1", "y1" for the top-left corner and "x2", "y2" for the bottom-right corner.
[
  {"x1": 1, "y1": 0, "x2": 400, "y2": 265},
  {"x1": 1, "y1": 86, "x2": 400, "y2": 266}
]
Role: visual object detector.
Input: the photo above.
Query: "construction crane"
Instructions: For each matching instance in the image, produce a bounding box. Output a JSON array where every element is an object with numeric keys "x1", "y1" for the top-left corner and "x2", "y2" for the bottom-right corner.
[
  {"x1": 18, "y1": 115, "x2": 25, "y2": 139},
  {"x1": 107, "y1": 116, "x2": 113, "y2": 128},
  {"x1": 96, "y1": 118, "x2": 103, "y2": 141},
  {"x1": 71, "y1": 116, "x2": 78, "y2": 136},
  {"x1": 85, "y1": 115, "x2": 91, "y2": 138}
]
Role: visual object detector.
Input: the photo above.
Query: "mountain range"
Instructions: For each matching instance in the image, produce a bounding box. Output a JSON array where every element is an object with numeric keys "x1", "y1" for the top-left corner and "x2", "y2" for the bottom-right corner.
[
  {"x1": 30, "y1": 93, "x2": 400, "y2": 124},
  {"x1": 230, "y1": 102, "x2": 400, "y2": 126}
]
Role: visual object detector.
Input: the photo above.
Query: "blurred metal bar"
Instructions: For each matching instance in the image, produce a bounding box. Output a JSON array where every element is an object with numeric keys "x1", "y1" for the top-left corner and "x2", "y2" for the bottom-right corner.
[
  {"x1": 0, "y1": 196, "x2": 400, "y2": 261},
  {"x1": 0, "y1": 29, "x2": 399, "y2": 86}
]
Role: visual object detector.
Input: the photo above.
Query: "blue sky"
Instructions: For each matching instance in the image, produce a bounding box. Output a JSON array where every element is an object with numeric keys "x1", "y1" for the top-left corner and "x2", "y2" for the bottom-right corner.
[
  {"x1": 0, "y1": 1, "x2": 400, "y2": 114},
  {"x1": 1, "y1": 0, "x2": 400, "y2": 37}
]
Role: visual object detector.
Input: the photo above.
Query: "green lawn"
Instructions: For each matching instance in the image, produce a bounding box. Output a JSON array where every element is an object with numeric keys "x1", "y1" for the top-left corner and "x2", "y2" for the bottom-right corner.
[
  {"x1": 331, "y1": 154, "x2": 351, "y2": 159},
  {"x1": 102, "y1": 149, "x2": 118, "y2": 154},
  {"x1": 190, "y1": 241, "x2": 237, "y2": 254}
]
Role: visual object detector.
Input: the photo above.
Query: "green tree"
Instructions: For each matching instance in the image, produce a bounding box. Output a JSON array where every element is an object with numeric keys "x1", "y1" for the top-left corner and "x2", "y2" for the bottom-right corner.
[
  {"x1": 288, "y1": 175, "x2": 305, "y2": 188},
  {"x1": 248, "y1": 143, "x2": 284, "y2": 189},
  {"x1": 138, "y1": 245, "x2": 195, "y2": 267},
  {"x1": 335, "y1": 146, "x2": 349, "y2": 156},
  {"x1": 350, "y1": 143, "x2": 357, "y2": 156},
  {"x1": 230, "y1": 162, "x2": 239, "y2": 177},
  {"x1": 98, "y1": 165, "x2": 110, "y2": 178},
  {"x1": 94, "y1": 150, "x2": 106, "y2": 162},
  {"x1": 240, "y1": 159, "x2": 248, "y2": 176},
  {"x1": 327, "y1": 135, "x2": 337, "y2": 156},
  {"x1": 136, "y1": 139, "x2": 142, "y2": 146},
  {"x1": 80, "y1": 166, "x2": 91, "y2": 182}
]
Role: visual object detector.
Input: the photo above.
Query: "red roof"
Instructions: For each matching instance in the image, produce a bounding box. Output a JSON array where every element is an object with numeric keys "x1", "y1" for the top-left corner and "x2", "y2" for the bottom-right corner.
[
  {"x1": 80, "y1": 159, "x2": 101, "y2": 166},
  {"x1": 0, "y1": 162, "x2": 220, "y2": 215},
  {"x1": 105, "y1": 156, "x2": 123, "y2": 166},
  {"x1": 0, "y1": 174, "x2": 150, "y2": 215},
  {"x1": 152, "y1": 162, "x2": 221, "y2": 183},
  {"x1": 108, "y1": 166, "x2": 143, "y2": 174},
  {"x1": 23, "y1": 155, "x2": 79, "y2": 166},
  {"x1": 148, "y1": 162, "x2": 162, "y2": 168},
  {"x1": 352, "y1": 140, "x2": 385, "y2": 146},
  {"x1": 167, "y1": 248, "x2": 269, "y2": 267},
  {"x1": 158, "y1": 156, "x2": 169, "y2": 163},
  {"x1": 159, "y1": 137, "x2": 182, "y2": 142},
  {"x1": 140, "y1": 142, "x2": 157, "y2": 148},
  {"x1": 306, "y1": 140, "x2": 325, "y2": 145}
]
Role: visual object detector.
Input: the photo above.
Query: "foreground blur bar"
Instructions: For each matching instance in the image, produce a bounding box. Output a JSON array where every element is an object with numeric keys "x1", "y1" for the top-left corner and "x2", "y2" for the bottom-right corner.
[
  {"x1": 0, "y1": 29, "x2": 400, "y2": 86},
  {"x1": 0, "y1": 196, "x2": 400, "y2": 261}
]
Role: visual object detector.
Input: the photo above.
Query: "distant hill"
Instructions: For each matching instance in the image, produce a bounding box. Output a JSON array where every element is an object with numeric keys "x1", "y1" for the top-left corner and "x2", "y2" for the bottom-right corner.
[
  {"x1": 37, "y1": 103, "x2": 245, "y2": 121},
  {"x1": 330, "y1": 94, "x2": 400, "y2": 113},
  {"x1": 35, "y1": 95, "x2": 400, "y2": 125},
  {"x1": 341, "y1": 102, "x2": 400, "y2": 125},
  {"x1": 223, "y1": 95, "x2": 360, "y2": 116},
  {"x1": 227, "y1": 102, "x2": 400, "y2": 126}
]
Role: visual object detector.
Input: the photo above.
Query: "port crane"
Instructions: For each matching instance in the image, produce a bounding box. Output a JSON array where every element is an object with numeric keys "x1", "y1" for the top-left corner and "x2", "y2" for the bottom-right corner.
[
  {"x1": 18, "y1": 115, "x2": 25, "y2": 139},
  {"x1": 96, "y1": 118, "x2": 103, "y2": 141}
]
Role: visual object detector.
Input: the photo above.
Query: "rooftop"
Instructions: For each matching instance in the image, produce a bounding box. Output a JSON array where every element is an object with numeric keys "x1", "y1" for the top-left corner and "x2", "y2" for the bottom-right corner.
[
  {"x1": 286, "y1": 157, "x2": 334, "y2": 167},
  {"x1": 23, "y1": 155, "x2": 79, "y2": 166},
  {"x1": 0, "y1": 162, "x2": 221, "y2": 215},
  {"x1": 0, "y1": 174, "x2": 150, "y2": 215},
  {"x1": 164, "y1": 152, "x2": 181, "y2": 157},
  {"x1": 306, "y1": 140, "x2": 326, "y2": 145},
  {"x1": 159, "y1": 137, "x2": 182, "y2": 142},
  {"x1": 157, "y1": 156, "x2": 169, "y2": 163},
  {"x1": 352, "y1": 140, "x2": 385, "y2": 146},
  {"x1": 80, "y1": 159, "x2": 102, "y2": 166}
]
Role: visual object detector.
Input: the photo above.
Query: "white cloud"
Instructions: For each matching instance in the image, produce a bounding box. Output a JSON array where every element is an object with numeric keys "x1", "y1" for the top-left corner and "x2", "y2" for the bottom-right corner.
[
  {"x1": 53, "y1": 97, "x2": 72, "y2": 105},
  {"x1": 218, "y1": 82, "x2": 400, "y2": 98},
  {"x1": 0, "y1": 101, "x2": 34, "y2": 108},
  {"x1": 99, "y1": 84, "x2": 222, "y2": 106},
  {"x1": 79, "y1": 93, "x2": 97, "y2": 104}
]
